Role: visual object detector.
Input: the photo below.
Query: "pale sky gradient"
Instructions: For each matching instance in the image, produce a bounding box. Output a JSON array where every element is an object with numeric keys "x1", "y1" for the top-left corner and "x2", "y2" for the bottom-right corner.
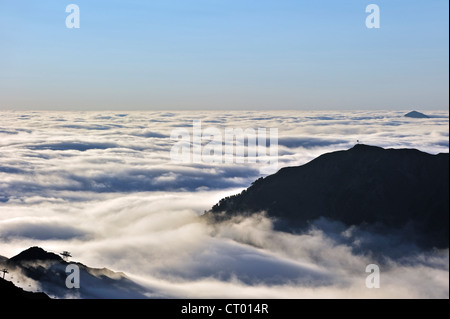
[{"x1": 0, "y1": 0, "x2": 448, "y2": 110}]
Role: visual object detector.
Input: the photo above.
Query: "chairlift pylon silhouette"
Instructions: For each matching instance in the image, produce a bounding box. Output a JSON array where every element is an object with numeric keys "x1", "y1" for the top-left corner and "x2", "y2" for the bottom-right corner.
[{"x1": 60, "y1": 251, "x2": 72, "y2": 261}]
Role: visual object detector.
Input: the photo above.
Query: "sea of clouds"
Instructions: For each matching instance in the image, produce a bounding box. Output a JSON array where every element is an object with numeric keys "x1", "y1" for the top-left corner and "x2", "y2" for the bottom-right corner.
[{"x1": 0, "y1": 110, "x2": 448, "y2": 298}]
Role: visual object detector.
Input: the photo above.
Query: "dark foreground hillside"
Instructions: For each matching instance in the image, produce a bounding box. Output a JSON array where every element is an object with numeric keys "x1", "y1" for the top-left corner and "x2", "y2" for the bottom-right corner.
[{"x1": 0, "y1": 277, "x2": 50, "y2": 299}]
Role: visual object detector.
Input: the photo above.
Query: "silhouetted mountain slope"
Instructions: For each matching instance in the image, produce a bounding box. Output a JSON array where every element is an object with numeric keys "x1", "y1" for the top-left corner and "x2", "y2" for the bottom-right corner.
[
  {"x1": 0, "y1": 277, "x2": 50, "y2": 299},
  {"x1": 208, "y1": 144, "x2": 449, "y2": 248},
  {"x1": 8, "y1": 246, "x2": 62, "y2": 263},
  {"x1": 4, "y1": 246, "x2": 149, "y2": 299}
]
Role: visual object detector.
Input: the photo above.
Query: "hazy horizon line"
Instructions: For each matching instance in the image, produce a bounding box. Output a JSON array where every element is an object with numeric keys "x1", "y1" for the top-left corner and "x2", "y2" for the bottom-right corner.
[{"x1": 1, "y1": 108, "x2": 449, "y2": 112}]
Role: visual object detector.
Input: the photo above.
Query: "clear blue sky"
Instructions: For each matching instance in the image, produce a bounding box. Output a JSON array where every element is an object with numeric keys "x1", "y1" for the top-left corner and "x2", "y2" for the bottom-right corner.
[{"x1": 0, "y1": 0, "x2": 448, "y2": 110}]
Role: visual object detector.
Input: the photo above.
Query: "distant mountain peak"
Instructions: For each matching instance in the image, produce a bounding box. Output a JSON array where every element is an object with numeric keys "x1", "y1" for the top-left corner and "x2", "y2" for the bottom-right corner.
[{"x1": 404, "y1": 111, "x2": 430, "y2": 118}]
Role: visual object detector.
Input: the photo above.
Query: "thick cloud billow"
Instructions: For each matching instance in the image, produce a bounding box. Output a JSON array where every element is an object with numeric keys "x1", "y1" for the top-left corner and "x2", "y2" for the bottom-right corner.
[{"x1": 0, "y1": 110, "x2": 448, "y2": 298}]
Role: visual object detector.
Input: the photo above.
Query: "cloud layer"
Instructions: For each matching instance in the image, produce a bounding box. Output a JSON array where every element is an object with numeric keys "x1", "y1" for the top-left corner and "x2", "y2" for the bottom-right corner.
[{"x1": 0, "y1": 110, "x2": 448, "y2": 298}]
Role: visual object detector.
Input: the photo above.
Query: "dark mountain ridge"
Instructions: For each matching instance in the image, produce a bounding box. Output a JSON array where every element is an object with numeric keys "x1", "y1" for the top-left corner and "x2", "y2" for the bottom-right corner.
[
  {"x1": 8, "y1": 246, "x2": 62, "y2": 264},
  {"x1": 208, "y1": 144, "x2": 449, "y2": 248}
]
